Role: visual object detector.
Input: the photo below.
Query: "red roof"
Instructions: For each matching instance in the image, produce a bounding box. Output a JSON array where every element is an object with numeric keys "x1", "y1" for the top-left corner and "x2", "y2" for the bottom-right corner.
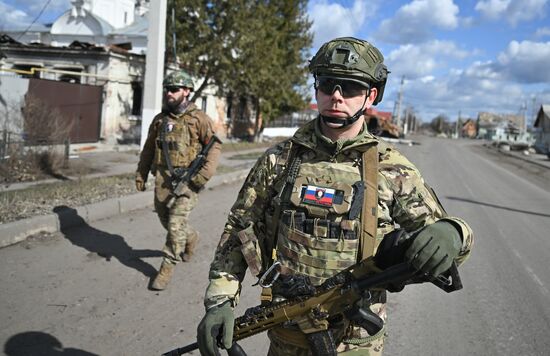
[{"x1": 366, "y1": 108, "x2": 392, "y2": 121}]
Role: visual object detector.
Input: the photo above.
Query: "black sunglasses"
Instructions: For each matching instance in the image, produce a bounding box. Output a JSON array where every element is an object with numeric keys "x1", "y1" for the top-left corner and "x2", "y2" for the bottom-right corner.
[
  {"x1": 165, "y1": 86, "x2": 183, "y2": 93},
  {"x1": 316, "y1": 77, "x2": 369, "y2": 98}
]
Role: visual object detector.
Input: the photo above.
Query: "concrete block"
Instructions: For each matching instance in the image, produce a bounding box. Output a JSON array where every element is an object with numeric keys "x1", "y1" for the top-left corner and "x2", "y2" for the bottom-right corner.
[{"x1": 0, "y1": 214, "x2": 58, "y2": 248}]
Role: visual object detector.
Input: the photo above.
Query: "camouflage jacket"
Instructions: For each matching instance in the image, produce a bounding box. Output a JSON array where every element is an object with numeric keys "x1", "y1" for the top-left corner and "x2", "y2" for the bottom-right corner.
[
  {"x1": 204, "y1": 118, "x2": 473, "y2": 309},
  {"x1": 136, "y1": 102, "x2": 221, "y2": 190}
]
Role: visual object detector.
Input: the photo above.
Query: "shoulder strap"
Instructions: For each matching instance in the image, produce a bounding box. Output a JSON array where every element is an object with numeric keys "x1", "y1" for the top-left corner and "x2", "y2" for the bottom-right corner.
[{"x1": 359, "y1": 143, "x2": 379, "y2": 261}]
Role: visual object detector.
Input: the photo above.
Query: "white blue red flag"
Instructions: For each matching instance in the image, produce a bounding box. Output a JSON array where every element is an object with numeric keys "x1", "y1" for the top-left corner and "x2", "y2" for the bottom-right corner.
[{"x1": 303, "y1": 185, "x2": 335, "y2": 206}]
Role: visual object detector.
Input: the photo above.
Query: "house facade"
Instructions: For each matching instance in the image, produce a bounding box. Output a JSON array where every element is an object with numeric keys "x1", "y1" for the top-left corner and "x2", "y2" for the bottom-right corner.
[
  {"x1": 3, "y1": 0, "x2": 149, "y2": 55},
  {"x1": 1, "y1": 0, "x2": 228, "y2": 144},
  {"x1": 0, "y1": 38, "x2": 145, "y2": 143}
]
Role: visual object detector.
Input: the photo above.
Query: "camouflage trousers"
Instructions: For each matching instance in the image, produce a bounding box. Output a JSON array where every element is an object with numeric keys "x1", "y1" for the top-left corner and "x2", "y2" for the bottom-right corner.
[
  {"x1": 267, "y1": 303, "x2": 387, "y2": 356},
  {"x1": 154, "y1": 190, "x2": 199, "y2": 265}
]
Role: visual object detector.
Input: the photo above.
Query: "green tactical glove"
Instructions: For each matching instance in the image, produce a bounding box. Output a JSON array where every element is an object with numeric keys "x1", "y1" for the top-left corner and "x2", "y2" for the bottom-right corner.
[
  {"x1": 197, "y1": 301, "x2": 234, "y2": 356},
  {"x1": 135, "y1": 173, "x2": 147, "y2": 192},
  {"x1": 405, "y1": 221, "x2": 462, "y2": 277}
]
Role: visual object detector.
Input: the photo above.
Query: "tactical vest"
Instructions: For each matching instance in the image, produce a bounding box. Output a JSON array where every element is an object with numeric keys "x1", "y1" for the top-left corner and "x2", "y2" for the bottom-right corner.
[
  {"x1": 265, "y1": 142, "x2": 380, "y2": 291},
  {"x1": 276, "y1": 160, "x2": 361, "y2": 286},
  {"x1": 153, "y1": 111, "x2": 202, "y2": 168}
]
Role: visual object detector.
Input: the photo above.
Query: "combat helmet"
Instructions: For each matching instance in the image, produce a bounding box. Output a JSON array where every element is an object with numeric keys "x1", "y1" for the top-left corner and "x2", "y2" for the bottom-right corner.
[
  {"x1": 309, "y1": 37, "x2": 388, "y2": 105},
  {"x1": 163, "y1": 70, "x2": 194, "y2": 91}
]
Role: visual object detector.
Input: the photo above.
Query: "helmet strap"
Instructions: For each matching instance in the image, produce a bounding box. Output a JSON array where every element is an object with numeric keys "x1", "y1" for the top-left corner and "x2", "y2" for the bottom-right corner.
[{"x1": 319, "y1": 94, "x2": 368, "y2": 129}]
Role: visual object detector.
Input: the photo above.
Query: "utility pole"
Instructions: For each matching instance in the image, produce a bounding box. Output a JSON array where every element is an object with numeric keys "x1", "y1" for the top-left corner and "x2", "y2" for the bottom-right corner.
[
  {"x1": 392, "y1": 76, "x2": 405, "y2": 134},
  {"x1": 140, "y1": 0, "x2": 167, "y2": 148},
  {"x1": 521, "y1": 101, "x2": 527, "y2": 133}
]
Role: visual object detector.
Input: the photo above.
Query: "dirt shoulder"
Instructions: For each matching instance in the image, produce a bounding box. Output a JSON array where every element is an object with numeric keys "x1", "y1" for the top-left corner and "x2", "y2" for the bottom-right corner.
[
  {"x1": 469, "y1": 143, "x2": 550, "y2": 192},
  {"x1": 0, "y1": 142, "x2": 270, "y2": 224}
]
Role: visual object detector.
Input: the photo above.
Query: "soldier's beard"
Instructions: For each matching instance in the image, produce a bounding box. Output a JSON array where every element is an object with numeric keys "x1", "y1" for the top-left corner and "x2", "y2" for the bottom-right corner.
[{"x1": 166, "y1": 97, "x2": 189, "y2": 114}]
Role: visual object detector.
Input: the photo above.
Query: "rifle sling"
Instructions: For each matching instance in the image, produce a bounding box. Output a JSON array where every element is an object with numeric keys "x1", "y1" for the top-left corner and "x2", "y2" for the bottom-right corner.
[
  {"x1": 261, "y1": 141, "x2": 299, "y2": 303},
  {"x1": 360, "y1": 143, "x2": 379, "y2": 262}
]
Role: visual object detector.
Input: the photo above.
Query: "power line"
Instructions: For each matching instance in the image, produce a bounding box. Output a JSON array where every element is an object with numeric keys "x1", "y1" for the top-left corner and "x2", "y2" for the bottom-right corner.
[{"x1": 16, "y1": 0, "x2": 53, "y2": 41}]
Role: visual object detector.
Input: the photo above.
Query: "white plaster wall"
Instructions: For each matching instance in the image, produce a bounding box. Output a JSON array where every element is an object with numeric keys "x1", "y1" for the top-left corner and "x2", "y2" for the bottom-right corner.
[
  {"x1": 91, "y1": 0, "x2": 135, "y2": 29},
  {"x1": 51, "y1": 12, "x2": 102, "y2": 36},
  {"x1": 0, "y1": 75, "x2": 29, "y2": 133},
  {"x1": 99, "y1": 55, "x2": 144, "y2": 142}
]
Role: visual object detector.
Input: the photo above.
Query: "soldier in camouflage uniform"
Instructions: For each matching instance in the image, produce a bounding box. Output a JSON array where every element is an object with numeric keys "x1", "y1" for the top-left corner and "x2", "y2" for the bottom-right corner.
[
  {"x1": 136, "y1": 70, "x2": 221, "y2": 291},
  {"x1": 196, "y1": 37, "x2": 474, "y2": 355}
]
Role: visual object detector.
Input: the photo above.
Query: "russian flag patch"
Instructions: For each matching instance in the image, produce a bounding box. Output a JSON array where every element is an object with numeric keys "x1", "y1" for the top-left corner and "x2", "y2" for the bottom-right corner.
[{"x1": 303, "y1": 185, "x2": 335, "y2": 206}]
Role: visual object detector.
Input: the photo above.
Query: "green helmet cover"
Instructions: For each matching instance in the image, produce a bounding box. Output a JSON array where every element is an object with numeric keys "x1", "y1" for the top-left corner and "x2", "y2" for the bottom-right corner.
[
  {"x1": 163, "y1": 70, "x2": 194, "y2": 90},
  {"x1": 309, "y1": 37, "x2": 389, "y2": 104}
]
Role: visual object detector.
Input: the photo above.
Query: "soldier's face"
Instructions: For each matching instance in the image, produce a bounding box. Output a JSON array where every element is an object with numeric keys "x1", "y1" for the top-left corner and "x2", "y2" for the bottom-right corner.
[
  {"x1": 165, "y1": 87, "x2": 190, "y2": 108},
  {"x1": 316, "y1": 80, "x2": 377, "y2": 130}
]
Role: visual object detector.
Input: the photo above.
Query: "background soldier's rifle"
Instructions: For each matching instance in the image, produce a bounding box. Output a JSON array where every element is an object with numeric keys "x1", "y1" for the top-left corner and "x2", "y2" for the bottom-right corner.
[
  {"x1": 162, "y1": 229, "x2": 463, "y2": 356},
  {"x1": 166, "y1": 135, "x2": 221, "y2": 208}
]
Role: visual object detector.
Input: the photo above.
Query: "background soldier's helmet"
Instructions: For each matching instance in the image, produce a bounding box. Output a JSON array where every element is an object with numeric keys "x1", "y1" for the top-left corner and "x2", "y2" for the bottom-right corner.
[
  {"x1": 163, "y1": 70, "x2": 195, "y2": 91},
  {"x1": 309, "y1": 37, "x2": 389, "y2": 105}
]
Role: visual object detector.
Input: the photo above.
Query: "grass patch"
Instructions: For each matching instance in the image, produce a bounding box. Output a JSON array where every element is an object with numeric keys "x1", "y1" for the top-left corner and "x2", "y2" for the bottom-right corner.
[
  {"x1": 0, "y1": 174, "x2": 136, "y2": 224},
  {"x1": 0, "y1": 165, "x2": 246, "y2": 224}
]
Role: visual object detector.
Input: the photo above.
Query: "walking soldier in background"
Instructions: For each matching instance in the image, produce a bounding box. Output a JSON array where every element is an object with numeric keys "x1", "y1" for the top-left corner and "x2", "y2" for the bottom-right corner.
[
  {"x1": 136, "y1": 70, "x2": 221, "y2": 291},
  {"x1": 195, "y1": 37, "x2": 473, "y2": 355}
]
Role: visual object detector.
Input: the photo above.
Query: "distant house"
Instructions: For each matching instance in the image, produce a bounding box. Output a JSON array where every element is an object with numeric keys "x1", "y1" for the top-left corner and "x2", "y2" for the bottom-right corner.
[
  {"x1": 477, "y1": 112, "x2": 522, "y2": 138},
  {"x1": 476, "y1": 111, "x2": 534, "y2": 148},
  {"x1": 461, "y1": 119, "x2": 477, "y2": 138},
  {"x1": 533, "y1": 105, "x2": 550, "y2": 155}
]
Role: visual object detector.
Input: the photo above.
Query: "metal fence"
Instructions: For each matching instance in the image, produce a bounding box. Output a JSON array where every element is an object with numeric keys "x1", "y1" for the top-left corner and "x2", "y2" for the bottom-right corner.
[
  {"x1": 1, "y1": 130, "x2": 70, "y2": 161},
  {"x1": 0, "y1": 130, "x2": 24, "y2": 160}
]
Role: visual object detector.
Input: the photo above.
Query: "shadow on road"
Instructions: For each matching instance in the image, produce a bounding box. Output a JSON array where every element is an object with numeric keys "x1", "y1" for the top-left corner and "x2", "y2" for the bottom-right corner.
[
  {"x1": 4, "y1": 331, "x2": 98, "y2": 356},
  {"x1": 446, "y1": 196, "x2": 550, "y2": 218},
  {"x1": 53, "y1": 205, "x2": 161, "y2": 278}
]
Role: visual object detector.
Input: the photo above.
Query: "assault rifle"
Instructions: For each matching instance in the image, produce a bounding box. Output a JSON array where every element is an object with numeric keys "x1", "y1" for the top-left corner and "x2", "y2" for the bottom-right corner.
[
  {"x1": 167, "y1": 135, "x2": 221, "y2": 207},
  {"x1": 162, "y1": 230, "x2": 463, "y2": 356}
]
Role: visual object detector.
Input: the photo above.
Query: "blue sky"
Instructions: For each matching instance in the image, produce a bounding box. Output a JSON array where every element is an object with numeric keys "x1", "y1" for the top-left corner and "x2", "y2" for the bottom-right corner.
[{"x1": 2, "y1": 0, "x2": 549, "y2": 125}]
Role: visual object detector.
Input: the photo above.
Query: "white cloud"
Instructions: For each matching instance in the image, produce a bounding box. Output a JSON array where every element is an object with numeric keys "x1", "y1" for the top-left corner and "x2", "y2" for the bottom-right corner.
[
  {"x1": 308, "y1": 0, "x2": 377, "y2": 49},
  {"x1": 475, "y1": 0, "x2": 509, "y2": 18},
  {"x1": 0, "y1": 1, "x2": 32, "y2": 29},
  {"x1": 0, "y1": 0, "x2": 72, "y2": 30},
  {"x1": 535, "y1": 27, "x2": 550, "y2": 37},
  {"x1": 475, "y1": 0, "x2": 548, "y2": 26},
  {"x1": 386, "y1": 40, "x2": 471, "y2": 79},
  {"x1": 16, "y1": 0, "x2": 71, "y2": 14},
  {"x1": 495, "y1": 40, "x2": 550, "y2": 82},
  {"x1": 381, "y1": 39, "x2": 550, "y2": 121},
  {"x1": 375, "y1": 0, "x2": 460, "y2": 44},
  {"x1": 387, "y1": 67, "x2": 526, "y2": 121}
]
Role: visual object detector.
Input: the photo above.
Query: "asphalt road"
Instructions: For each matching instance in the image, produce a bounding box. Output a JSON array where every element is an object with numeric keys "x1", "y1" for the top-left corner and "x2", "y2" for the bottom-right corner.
[{"x1": 1, "y1": 136, "x2": 549, "y2": 355}]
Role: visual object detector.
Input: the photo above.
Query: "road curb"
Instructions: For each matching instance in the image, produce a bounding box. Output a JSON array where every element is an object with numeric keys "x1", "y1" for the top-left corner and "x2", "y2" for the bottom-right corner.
[
  {"x1": 496, "y1": 149, "x2": 550, "y2": 170},
  {"x1": 0, "y1": 169, "x2": 249, "y2": 249}
]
